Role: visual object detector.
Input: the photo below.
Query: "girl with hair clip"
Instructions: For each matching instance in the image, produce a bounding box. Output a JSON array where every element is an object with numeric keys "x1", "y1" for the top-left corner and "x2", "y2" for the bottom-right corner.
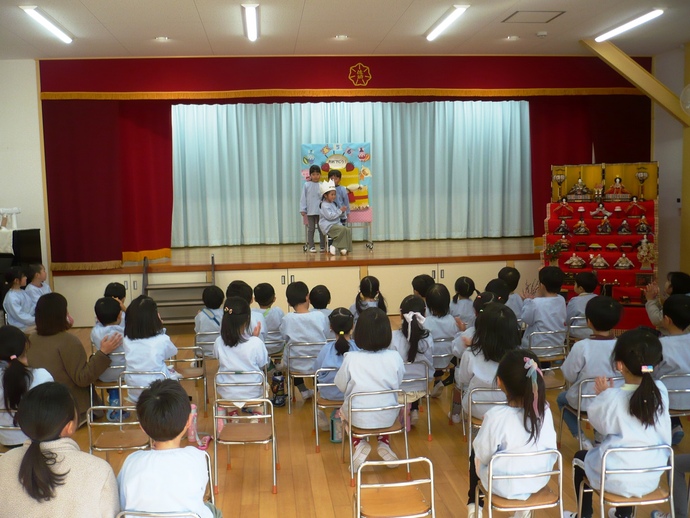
[
  {"x1": 0, "y1": 325, "x2": 53, "y2": 447},
  {"x1": 566, "y1": 327, "x2": 671, "y2": 518},
  {"x1": 388, "y1": 295, "x2": 433, "y2": 429},
  {"x1": 450, "y1": 303, "x2": 520, "y2": 424},
  {"x1": 0, "y1": 382, "x2": 119, "y2": 517},
  {"x1": 349, "y1": 276, "x2": 387, "y2": 327},
  {"x1": 335, "y1": 307, "x2": 404, "y2": 473},
  {"x1": 449, "y1": 276, "x2": 478, "y2": 330},
  {"x1": 425, "y1": 283, "x2": 463, "y2": 397},
  {"x1": 313, "y1": 307, "x2": 359, "y2": 430},
  {"x1": 214, "y1": 296, "x2": 268, "y2": 433},
  {"x1": 468, "y1": 349, "x2": 557, "y2": 518},
  {"x1": 1, "y1": 267, "x2": 35, "y2": 334}
]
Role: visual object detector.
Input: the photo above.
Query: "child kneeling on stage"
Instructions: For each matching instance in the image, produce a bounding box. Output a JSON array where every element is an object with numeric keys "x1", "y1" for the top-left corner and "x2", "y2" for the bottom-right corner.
[{"x1": 319, "y1": 180, "x2": 353, "y2": 256}]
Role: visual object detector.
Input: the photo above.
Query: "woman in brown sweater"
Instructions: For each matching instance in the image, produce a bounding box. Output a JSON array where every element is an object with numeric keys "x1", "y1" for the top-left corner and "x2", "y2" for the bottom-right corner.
[{"x1": 26, "y1": 292, "x2": 121, "y2": 421}]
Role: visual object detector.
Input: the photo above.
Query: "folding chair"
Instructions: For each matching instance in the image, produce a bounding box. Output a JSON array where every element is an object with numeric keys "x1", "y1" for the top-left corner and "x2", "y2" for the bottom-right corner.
[
  {"x1": 0, "y1": 409, "x2": 22, "y2": 455},
  {"x1": 341, "y1": 389, "x2": 409, "y2": 487},
  {"x1": 558, "y1": 376, "x2": 624, "y2": 449},
  {"x1": 314, "y1": 367, "x2": 343, "y2": 453},
  {"x1": 566, "y1": 316, "x2": 590, "y2": 350},
  {"x1": 355, "y1": 456, "x2": 435, "y2": 518},
  {"x1": 576, "y1": 445, "x2": 674, "y2": 518},
  {"x1": 90, "y1": 340, "x2": 126, "y2": 409},
  {"x1": 528, "y1": 330, "x2": 568, "y2": 390},
  {"x1": 660, "y1": 373, "x2": 690, "y2": 421},
  {"x1": 213, "y1": 371, "x2": 278, "y2": 494},
  {"x1": 265, "y1": 331, "x2": 285, "y2": 362},
  {"x1": 466, "y1": 387, "x2": 507, "y2": 458},
  {"x1": 476, "y1": 449, "x2": 563, "y2": 518},
  {"x1": 402, "y1": 361, "x2": 432, "y2": 441},
  {"x1": 87, "y1": 404, "x2": 149, "y2": 462},
  {"x1": 167, "y1": 344, "x2": 208, "y2": 416},
  {"x1": 194, "y1": 331, "x2": 219, "y2": 358},
  {"x1": 431, "y1": 338, "x2": 455, "y2": 396},
  {"x1": 284, "y1": 340, "x2": 326, "y2": 414}
]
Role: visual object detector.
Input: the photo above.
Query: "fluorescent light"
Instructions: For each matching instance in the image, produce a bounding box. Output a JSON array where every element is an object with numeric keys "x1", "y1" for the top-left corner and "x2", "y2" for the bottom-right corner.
[
  {"x1": 242, "y1": 4, "x2": 259, "y2": 42},
  {"x1": 595, "y1": 9, "x2": 663, "y2": 42},
  {"x1": 20, "y1": 5, "x2": 73, "y2": 44},
  {"x1": 426, "y1": 5, "x2": 469, "y2": 42}
]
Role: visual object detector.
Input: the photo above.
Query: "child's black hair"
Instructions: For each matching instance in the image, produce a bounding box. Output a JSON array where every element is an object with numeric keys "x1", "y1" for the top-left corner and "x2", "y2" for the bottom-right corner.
[
  {"x1": 663, "y1": 294, "x2": 690, "y2": 331},
  {"x1": 612, "y1": 327, "x2": 664, "y2": 428},
  {"x1": 574, "y1": 272, "x2": 598, "y2": 293},
  {"x1": 425, "y1": 283, "x2": 451, "y2": 317},
  {"x1": 1, "y1": 267, "x2": 25, "y2": 305},
  {"x1": 496, "y1": 349, "x2": 546, "y2": 443},
  {"x1": 0, "y1": 325, "x2": 31, "y2": 424},
  {"x1": 355, "y1": 276, "x2": 387, "y2": 314},
  {"x1": 498, "y1": 267, "x2": 521, "y2": 292},
  {"x1": 329, "y1": 307, "x2": 355, "y2": 356},
  {"x1": 104, "y1": 282, "x2": 126, "y2": 301},
  {"x1": 220, "y1": 296, "x2": 251, "y2": 347},
  {"x1": 26, "y1": 264, "x2": 45, "y2": 284},
  {"x1": 399, "y1": 295, "x2": 429, "y2": 363},
  {"x1": 411, "y1": 274, "x2": 435, "y2": 298},
  {"x1": 353, "y1": 307, "x2": 392, "y2": 352},
  {"x1": 124, "y1": 295, "x2": 163, "y2": 340},
  {"x1": 667, "y1": 272, "x2": 690, "y2": 295},
  {"x1": 328, "y1": 170, "x2": 342, "y2": 179},
  {"x1": 17, "y1": 382, "x2": 76, "y2": 501},
  {"x1": 286, "y1": 281, "x2": 309, "y2": 307},
  {"x1": 584, "y1": 296, "x2": 622, "y2": 331},
  {"x1": 202, "y1": 285, "x2": 224, "y2": 310},
  {"x1": 309, "y1": 285, "x2": 331, "y2": 310},
  {"x1": 94, "y1": 297, "x2": 122, "y2": 326},
  {"x1": 453, "y1": 276, "x2": 477, "y2": 303},
  {"x1": 137, "y1": 379, "x2": 191, "y2": 442},
  {"x1": 254, "y1": 283, "x2": 276, "y2": 307},
  {"x1": 308, "y1": 164, "x2": 322, "y2": 175},
  {"x1": 225, "y1": 280, "x2": 253, "y2": 304},
  {"x1": 484, "y1": 279, "x2": 510, "y2": 304},
  {"x1": 473, "y1": 291, "x2": 500, "y2": 314},
  {"x1": 539, "y1": 266, "x2": 565, "y2": 294},
  {"x1": 469, "y1": 303, "x2": 519, "y2": 363}
]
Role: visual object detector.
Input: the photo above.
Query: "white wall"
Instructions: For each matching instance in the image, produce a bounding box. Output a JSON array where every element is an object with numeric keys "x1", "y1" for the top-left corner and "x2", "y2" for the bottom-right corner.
[
  {"x1": 653, "y1": 48, "x2": 685, "y2": 275},
  {"x1": 0, "y1": 60, "x2": 48, "y2": 272}
]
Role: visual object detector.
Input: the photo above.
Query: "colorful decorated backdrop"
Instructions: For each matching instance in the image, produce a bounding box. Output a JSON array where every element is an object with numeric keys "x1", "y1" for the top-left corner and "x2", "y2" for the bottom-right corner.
[{"x1": 300, "y1": 143, "x2": 372, "y2": 209}]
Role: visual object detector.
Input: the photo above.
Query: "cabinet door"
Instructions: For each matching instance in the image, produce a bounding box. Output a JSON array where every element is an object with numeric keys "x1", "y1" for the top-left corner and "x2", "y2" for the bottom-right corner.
[
  {"x1": 216, "y1": 270, "x2": 289, "y2": 313},
  {"x1": 53, "y1": 274, "x2": 132, "y2": 328},
  {"x1": 437, "y1": 262, "x2": 507, "y2": 297},
  {"x1": 367, "y1": 264, "x2": 437, "y2": 314},
  {"x1": 287, "y1": 267, "x2": 361, "y2": 310}
]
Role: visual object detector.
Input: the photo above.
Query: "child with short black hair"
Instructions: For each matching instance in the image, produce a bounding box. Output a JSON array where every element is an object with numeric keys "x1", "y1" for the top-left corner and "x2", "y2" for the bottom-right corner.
[
  {"x1": 424, "y1": 283, "x2": 462, "y2": 396},
  {"x1": 104, "y1": 281, "x2": 127, "y2": 327},
  {"x1": 498, "y1": 266, "x2": 523, "y2": 318},
  {"x1": 117, "y1": 379, "x2": 222, "y2": 518},
  {"x1": 254, "y1": 282, "x2": 285, "y2": 356},
  {"x1": 449, "y1": 276, "x2": 478, "y2": 330},
  {"x1": 558, "y1": 296, "x2": 622, "y2": 447},
  {"x1": 24, "y1": 264, "x2": 51, "y2": 310},
  {"x1": 520, "y1": 266, "x2": 566, "y2": 349},
  {"x1": 350, "y1": 276, "x2": 387, "y2": 326},
  {"x1": 335, "y1": 307, "x2": 404, "y2": 472},
  {"x1": 280, "y1": 281, "x2": 329, "y2": 400},
  {"x1": 301, "y1": 164, "x2": 325, "y2": 253},
  {"x1": 566, "y1": 272, "x2": 599, "y2": 340},
  {"x1": 1, "y1": 268, "x2": 34, "y2": 334},
  {"x1": 194, "y1": 286, "x2": 224, "y2": 357},
  {"x1": 412, "y1": 274, "x2": 435, "y2": 300},
  {"x1": 226, "y1": 280, "x2": 265, "y2": 342},
  {"x1": 310, "y1": 285, "x2": 334, "y2": 340},
  {"x1": 328, "y1": 169, "x2": 350, "y2": 224},
  {"x1": 484, "y1": 278, "x2": 511, "y2": 304},
  {"x1": 91, "y1": 297, "x2": 126, "y2": 414}
]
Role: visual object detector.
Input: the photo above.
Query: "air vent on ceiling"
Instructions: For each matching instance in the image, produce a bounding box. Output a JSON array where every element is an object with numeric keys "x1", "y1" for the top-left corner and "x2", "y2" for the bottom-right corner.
[{"x1": 502, "y1": 11, "x2": 565, "y2": 23}]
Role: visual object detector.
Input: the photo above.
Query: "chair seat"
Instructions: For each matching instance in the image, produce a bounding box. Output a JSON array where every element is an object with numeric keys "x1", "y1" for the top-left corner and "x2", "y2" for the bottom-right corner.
[
  {"x1": 603, "y1": 487, "x2": 669, "y2": 505},
  {"x1": 219, "y1": 422, "x2": 273, "y2": 443},
  {"x1": 669, "y1": 409, "x2": 690, "y2": 417},
  {"x1": 94, "y1": 429, "x2": 149, "y2": 449},
  {"x1": 489, "y1": 485, "x2": 558, "y2": 510},
  {"x1": 317, "y1": 397, "x2": 342, "y2": 408},
  {"x1": 544, "y1": 376, "x2": 566, "y2": 390},
  {"x1": 360, "y1": 486, "x2": 431, "y2": 517},
  {"x1": 350, "y1": 421, "x2": 403, "y2": 436},
  {"x1": 178, "y1": 367, "x2": 204, "y2": 378},
  {"x1": 94, "y1": 380, "x2": 119, "y2": 389}
]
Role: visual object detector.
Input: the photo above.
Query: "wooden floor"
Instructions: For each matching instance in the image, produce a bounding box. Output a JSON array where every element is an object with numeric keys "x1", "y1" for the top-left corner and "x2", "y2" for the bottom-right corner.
[{"x1": 69, "y1": 324, "x2": 684, "y2": 518}]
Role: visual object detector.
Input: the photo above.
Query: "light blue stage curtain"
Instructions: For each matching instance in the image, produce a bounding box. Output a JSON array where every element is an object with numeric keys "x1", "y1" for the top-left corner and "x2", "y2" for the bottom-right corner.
[{"x1": 171, "y1": 101, "x2": 532, "y2": 246}]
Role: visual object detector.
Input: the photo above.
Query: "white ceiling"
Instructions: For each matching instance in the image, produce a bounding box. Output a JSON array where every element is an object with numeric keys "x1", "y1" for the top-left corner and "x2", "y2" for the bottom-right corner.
[{"x1": 0, "y1": 0, "x2": 688, "y2": 60}]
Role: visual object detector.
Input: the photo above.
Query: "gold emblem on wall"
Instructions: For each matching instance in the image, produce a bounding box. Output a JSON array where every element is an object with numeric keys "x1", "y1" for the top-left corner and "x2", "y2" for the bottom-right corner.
[{"x1": 349, "y1": 63, "x2": 372, "y2": 86}]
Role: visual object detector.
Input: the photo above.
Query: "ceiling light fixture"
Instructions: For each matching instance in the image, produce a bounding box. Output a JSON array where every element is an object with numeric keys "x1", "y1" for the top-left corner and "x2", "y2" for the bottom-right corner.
[
  {"x1": 506, "y1": 35, "x2": 519, "y2": 41},
  {"x1": 242, "y1": 4, "x2": 259, "y2": 42},
  {"x1": 155, "y1": 36, "x2": 169, "y2": 42},
  {"x1": 335, "y1": 34, "x2": 348, "y2": 40},
  {"x1": 594, "y1": 9, "x2": 663, "y2": 42},
  {"x1": 19, "y1": 5, "x2": 73, "y2": 44},
  {"x1": 425, "y1": 4, "x2": 469, "y2": 42}
]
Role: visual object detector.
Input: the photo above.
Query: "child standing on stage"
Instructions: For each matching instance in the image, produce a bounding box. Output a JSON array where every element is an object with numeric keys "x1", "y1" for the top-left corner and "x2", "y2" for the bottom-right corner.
[
  {"x1": 194, "y1": 286, "x2": 224, "y2": 358},
  {"x1": 424, "y1": 283, "x2": 462, "y2": 397},
  {"x1": 566, "y1": 328, "x2": 671, "y2": 518},
  {"x1": 24, "y1": 264, "x2": 51, "y2": 310},
  {"x1": 1, "y1": 268, "x2": 34, "y2": 334},
  {"x1": 468, "y1": 349, "x2": 557, "y2": 518},
  {"x1": 328, "y1": 169, "x2": 350, "y2": 224},
  {"x1": 350, "y1": 276, "x2": 387, "y2": 327},
  {"x1": 498, "y1": 266, "x2": 524, "y2": 318},
  {"x1": 335, "y1": 307, "x2": 405, "y2": 472},
  {"x1": 314, "y1": 308, "x2": 359, "y2": 430},
  {"x1": 558, "y1": 296, "x2": 621, "y2": 447},
  {"x1": 566, "y1": 272, "x2": 598, "y2": 340},
  {"x1": 300, "y1": 165, "x2": 325, "y2": 253},
  {"x1": 319, "y1": 180, "x2": 352, "y2": 255},
  {"x1": 449, "y1": 276, "x2": 477, "y2": 330},
  {"x1": 450, "y1": 303, "x2": 520, "y2": 424},
  {"x1": 388, "y1": 295, "x2": 433, "y2": 428}
]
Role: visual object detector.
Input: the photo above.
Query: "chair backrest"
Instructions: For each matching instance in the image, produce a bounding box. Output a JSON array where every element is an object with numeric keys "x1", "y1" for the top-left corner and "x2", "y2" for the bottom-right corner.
[
  {"x1": 118, "y1": 370, "x2": 168, "y2": 401},
  {"x1": 264, "y1": 332, "x2": 285, "y2": 356},
  {"x1": 431, "y1": 337, "x2": 454, "y2": 362},
  {"x1": 528, "y1": 330, "x2": 567, "y2": 358},
  {"x1": 347, "y1": 389, "x2": 405, "y2": 429},
  {"x1": 355, "y1": 456, "x2": 434, "y2": 518},
  {"x1": 566, "y1": 316, "x2": 590, "y2": 344},
  {"x1": 401, "y1": 361, "x2": 430, "y2": 392},
  {"x1": 0, "y1": 408, "x2": 22, "y2": 454},
  {"x1": 214, "y1": 370, "x2": 267, "y2": 403},
  {"x1": 600, "y1": 444, "x2": 673, "y2": 500},
  {"x1": 285, "y1": 341, "x2": 326, "y2": 375},
  {"x1": 87, "y1": 403, "x2": 150, "y2": 455},
  {"x1": 467, "y1": 387, "x2": 507, "y2": 419},
  {"x1": 195, "y1": 331, "x2": 219, "y2": 358},
  {"x1": 576, "y1": 376, "x2": 625, "y2": 414},
  {"x1": 659, "y1": 373, "x2": 690, "y2": 411},
  {"x1": 315, "y1": 367, "x2": 339, "y2": 399}
]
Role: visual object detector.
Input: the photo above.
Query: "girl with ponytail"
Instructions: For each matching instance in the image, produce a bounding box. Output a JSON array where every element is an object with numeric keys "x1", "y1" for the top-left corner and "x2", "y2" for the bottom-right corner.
[
  {"x1": 388, "y1": 295, "x2": 433, "y2": 428},
  {"x1": 567, "y1": 327, "x2": 671, "y2": 518},
  {"x1": 0, "y1": 325, "x2": 53, "y2": 447},
  {"x1": 314, "y1": 308, "x2": 359, "y2": 430},
  {"x1": 350, "y1": 276, "x2": 387, "y2": 327}
]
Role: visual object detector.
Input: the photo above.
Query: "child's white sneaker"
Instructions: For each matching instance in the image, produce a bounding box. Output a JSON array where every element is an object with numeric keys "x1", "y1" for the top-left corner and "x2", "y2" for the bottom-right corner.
[
  {"x1": 377, "y1": 438, "x2": 398, "y2": 467},
  {"x1": 467, "y1": 503, "x2": 483, "y2": 518},
  {"x1": 309, "y1": 247, "x2": 317, "y2": 253},
  {"x1": 579, "y1": 434, "x2": 594, "y2": 451},
  {"x1": 317, "y1": 409, "x2": 330, "y2": 431},
  {"x1": 352, "y1": 439, "x2": 371, "y2": 473},
  {"x1": 329, "y1": 245, "x2": 337, "y2": 255},
  {"x1": 410, "y1": 409, "x2": 419, "y2": 426},
  {"x1": 340, "y1": 249, "x2": 348, "y2": 256},
  {"x1": 448, "y1": 411, "x2": 462, "y2": 424},
  {"x1": 430, "y1": 381, "x2": 444, "y2": 398},
  {"x1": 300, "y1": 388, "x2": 314, "y2": 400}
]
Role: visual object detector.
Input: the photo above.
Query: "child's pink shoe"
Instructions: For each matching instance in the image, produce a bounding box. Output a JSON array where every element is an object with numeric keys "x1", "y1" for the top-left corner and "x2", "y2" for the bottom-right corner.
[{"x1": 195, "y1": 434, "x2": 212, "y2": 451}]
